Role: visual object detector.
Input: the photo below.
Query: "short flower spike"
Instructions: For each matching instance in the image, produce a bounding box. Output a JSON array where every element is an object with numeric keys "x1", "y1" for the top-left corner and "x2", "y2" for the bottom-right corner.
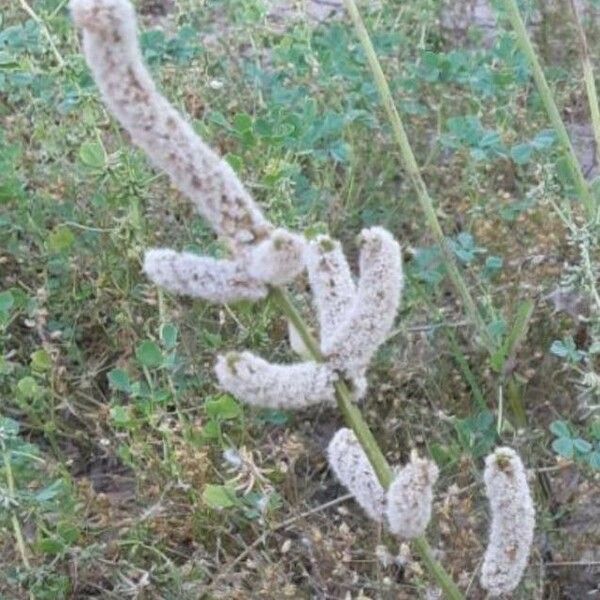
[
  {"x1": 327, "y1": 428, "x2": 386, "y2": 522},
  {"x1": 215, "y1": 352, "x2": 338, "y2": 409},
  {"x1": 480, "y1": 447, "x2": 535, "y2": 597},
  {"x1": 386, "y1": 451, "x2": 439, "y2": 539},
  {"x1": 324, "y1": 227, "x2": 403, "y2": 377},
  {"x1": 143, "y1": 250, "x2": 268, "y2": 303},
  {"x1": 304, "y1": 235, "x2": 356, "y2": 347}
]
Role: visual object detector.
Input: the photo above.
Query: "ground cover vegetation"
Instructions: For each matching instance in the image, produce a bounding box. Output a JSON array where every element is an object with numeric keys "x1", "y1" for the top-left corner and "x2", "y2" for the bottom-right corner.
[{"x1": 0, "y1": 0, "x2": 599, "y2": 597}]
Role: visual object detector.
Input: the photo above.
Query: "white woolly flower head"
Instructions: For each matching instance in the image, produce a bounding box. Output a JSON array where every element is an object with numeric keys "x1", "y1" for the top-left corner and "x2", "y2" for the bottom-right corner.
[
  {"x1": 143, "y1": 249, "x2": 267, "y2": 303},
  {"x1": 324, "y1": 226, "x2": 403, "y2": 376},
  {"x1": 304, "y1": 234, "x2": 356, "y2": 347},
  {"x1": 327, "y1": 428, "x2": 386, "y2": 522},
  {"x1": 215, "y1": 351, "x2": 338, "y2": 409},
  {"x1": 71, "y1": 0, "x2": 136, "y2": 35},
  {"x1": 247, "y1": 228, "x2": 306, "y2": 285},
  {"x1": 385, "y1": 450, "x2": 439, "y2": 539},
  {"x1": 70, "y1": 0, "x2": 272, "y2": 252},
  {"x1": 480, "y1": 447, "x2": 535, "y2": 597}
]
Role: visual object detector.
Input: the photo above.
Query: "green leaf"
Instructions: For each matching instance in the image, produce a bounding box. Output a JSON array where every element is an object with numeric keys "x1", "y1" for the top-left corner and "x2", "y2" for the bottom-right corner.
[
  {"x1": 0, "y1": 177, "x2": 25, "y2": 204},
  {"x1": 257, "y1": 409, "x2": 289, "y2": 426},
  {"x1": 510, "y1": 142, "x2": 533, "y2": 165},
  {"x1": 483, "y1": 255, "x2": 503, "y2": 277},
  {"x1": 78, "y1": 141, "x2": 106, "y2": 169},
  {"x1": 490, "y1": 300, "x2": 534, "y2": 372},
  {"x1": 108, "y1": 369, "x2": 131, "y2": 393},
  {"x1": 573, "y1": 438, "x2": 592, "y2": 454},
  {"x1": 160, "y1": 323, "x2": 178, "y2": 350},
  {"x1": 135, "y1": 341, "x2": 163, "y2": 368},
  {"x1": 205, "y1": 395, "x2": 242, "y2": 420},
  {"x1": 110, "y1": 405, "x2": 132, "y2": 427},
  {"x1": 225, "y1": 153, "x2": 243, "y2": 172},
  {"x1": 0, "y1": 290, "x2": 14, "y2": 313},
  {"x1": 47, "y1": 226, "x2": 75, "y2": 253},
  {"x1": 233, "y1": 112, "x2": 253, "y2": 134},
  {"x1": 0, "y1": 417, "x2": 19, "y2": 437},
  {"x1": 552, "y1": 437, "x2": 574, "y2": 459},
  {"x1": 586, "y1": 451, "x2": 600, "y2": 469},
  {"x1": 550, "y1": 338, "x2": 583, "y2": 362},
  {"x1": 17, "y1": 376, "x2": 40, "y2": 399},
  {"x1": 34, "y1": 479, "x2": 65, "y2": 502},
  {"x1": 550, "y1": 340, "x2": 569, "y2": 357},
  {"x1": 38, "y1": 537, "x2": 64, "y2": 555},
  {"x1": 200, "y1": 419, "x2": 220, "y2": 440},
  {"x1": 202, "y1": 484, "x2": 237, "y2": 509},
  {"x1": 30, "y1": 349, "x2": 52, "y2": 372},
  {"x1": 531, "y1": 129, "x2": 556, "y2": 150},
  {"x1": 550, "y1": 420, "x2": 571, "y2": 439}
]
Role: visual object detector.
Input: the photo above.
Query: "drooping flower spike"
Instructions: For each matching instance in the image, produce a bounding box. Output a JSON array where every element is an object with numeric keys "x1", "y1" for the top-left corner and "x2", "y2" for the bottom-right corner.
[{"x1": 71, "y1": 0, "x2": 305, "y2": 298}]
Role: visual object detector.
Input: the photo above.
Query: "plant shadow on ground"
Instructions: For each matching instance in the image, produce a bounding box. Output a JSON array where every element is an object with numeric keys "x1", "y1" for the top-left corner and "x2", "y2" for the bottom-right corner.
[{"x1": 0, "y1": 0, "x2": 599, "y2": 598}]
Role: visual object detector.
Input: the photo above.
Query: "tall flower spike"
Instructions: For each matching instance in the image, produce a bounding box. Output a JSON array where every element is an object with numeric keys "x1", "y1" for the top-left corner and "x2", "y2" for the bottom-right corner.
[
  {"x1": 327, "y1": 428, "x2": 386, "y2": 522},
  {"x1": 71, "y1": 0, "x2": 305, "y2": 288},
  {"x1": 215, "y1": 352, "x2": 338, "y2": 409},
  {"x1": 143, "y1": 250, "x2": 268, "y2": 303},
  {"x1": 305, "y1": 235, "x2": 356, "y2": 347},
  {"x1": 480, "y1": 447, "x2": 535, "y2": 597},
  {"x1": 70, "y1": 0, "x2": 270, "y2": 251},
  {"x1": 385, "y1": 451, "x2": 439, "y2": 539},
  {"x1": 324, "y1": 227, "x2": 403, "y2": 376}
]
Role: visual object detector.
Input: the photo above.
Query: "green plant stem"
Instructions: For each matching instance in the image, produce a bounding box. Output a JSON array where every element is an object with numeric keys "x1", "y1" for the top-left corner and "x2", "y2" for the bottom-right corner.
[
  {"x1": 501, "y1": 0, "x2": 597, "y2": 222},
  {"x1": 342, "y1": 0, "x2": 495, "y2": 351},
  {"x1": 569, "y1": 0, "x2": 600, "y2": 160},
  {"x1": 269, "y1": 287, "x2": 464, "y2": 600},
  {"x1": 2, "y1": 441, "x2": 34, "y2": 600},
  {"x1": 18, "y1": 0, "x2": 65, "y2": 69}
]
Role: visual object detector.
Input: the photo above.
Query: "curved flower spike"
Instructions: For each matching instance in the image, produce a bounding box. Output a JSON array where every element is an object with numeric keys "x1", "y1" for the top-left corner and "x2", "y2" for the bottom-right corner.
[
  {"x1": 305, "y1": 235, "x2": 356, "y2": 347},
  {"x1": 480, "y1": 447, "x2": 535, "y2": 597},
  {"x1": 143, "y1": 249, "x2": 268, "y2": 303},
  {"x1": 327, "y1": 428, "x2": 386, "y2": 522},
  {"x1": 215, "y1": 352, "x2": 338, "y2": 409},
  {"x1": 324, "y1": 227, "x2": 403, "y2": 376},
  {"x1": 70, "y1": 0, "x2": 272, "y2": 252},
  {"x1": 72, "y1": 0, "x2": 306, "y2": 289},
  {"x1": 386, "y1": 451, "x2": 439, "y2": 539}
]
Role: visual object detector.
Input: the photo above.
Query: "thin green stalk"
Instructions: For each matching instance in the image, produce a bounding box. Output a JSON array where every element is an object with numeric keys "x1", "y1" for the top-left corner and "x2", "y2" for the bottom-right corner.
[
  {"x1": 501, "y1": 0, "x2": 597, "y2": 222},
  {"x1": 269, "y1": 287, "x2": 464, "y2": 600},
  {"x1": 342, "y1": 0, "x2": 495, "y2": 352},
  {"x1": 569, "y1": 0, "x2": 600, "y2": 161},
  {"x1": 18, "y1": 0, "x2": 65, "y2": 69},
  {"x1": 2, "y1": 441, "x2": 35, "y2": 600}
]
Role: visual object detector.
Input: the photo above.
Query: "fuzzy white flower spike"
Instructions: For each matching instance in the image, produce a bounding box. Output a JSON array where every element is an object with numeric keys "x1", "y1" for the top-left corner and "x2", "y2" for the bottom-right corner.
[
  {"x1": 143, "y1": 249, "x2": 268, "y2": 303},
  {"x1": 305, "y1": 235, "x2": 356, "y2": 347},
  {"x1": 386, "y1": 450, "x2": 439, "y2": 539},
  {"x1": 70, "y1": 0, "x2": 271, "y2": 253},
  {"x1": 324, "y1": 227, "x2": 403, "y2": 376},
  {"x1": 215, "y1": 351, "x2": 338, "y2": 409},
  {"x1": 480, "y1": 447, "x2": 535, "y2": 597},
  {"x1": 327, "y1": 428, "x2": 386, "y2": 522},
  {"x1": 247, "y1": 228, "x2": 306, "y2": 286}
]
